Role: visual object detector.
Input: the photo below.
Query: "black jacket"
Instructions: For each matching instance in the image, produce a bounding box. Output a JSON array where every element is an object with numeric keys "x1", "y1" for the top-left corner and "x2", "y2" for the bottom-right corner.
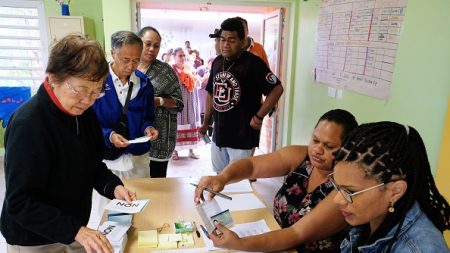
[{"x1": 1, "y1": 83, "x2": 123, "y2": 245}]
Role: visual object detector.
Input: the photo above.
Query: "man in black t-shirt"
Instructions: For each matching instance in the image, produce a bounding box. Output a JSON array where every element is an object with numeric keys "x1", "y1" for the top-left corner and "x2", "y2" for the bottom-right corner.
[{"x1": 199, "y1": 17, "x2": 284, "y2": 173}]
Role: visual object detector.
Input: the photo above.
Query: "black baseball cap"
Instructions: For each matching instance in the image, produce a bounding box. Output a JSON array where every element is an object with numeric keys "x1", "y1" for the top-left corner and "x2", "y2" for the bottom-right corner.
[{"x1": 209, "y1": 28, "x2": 221, "y2": 38}]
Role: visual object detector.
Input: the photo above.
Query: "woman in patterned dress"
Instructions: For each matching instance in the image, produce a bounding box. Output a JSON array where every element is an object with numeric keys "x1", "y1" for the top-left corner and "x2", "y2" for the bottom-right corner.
[
  {"x1": 137, "y1": 27, "x2": 184, "y2": 177},
  {"x1": 195, "y1": 109, "x2": 358, "y2": 252},
  {"x1": 171, "y1": 47, "x2": 202, "y2": 160}
]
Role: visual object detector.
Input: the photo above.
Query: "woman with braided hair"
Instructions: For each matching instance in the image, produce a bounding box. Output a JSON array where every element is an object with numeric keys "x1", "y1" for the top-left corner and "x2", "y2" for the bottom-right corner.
[{"x1": 330, "y1": 121, "x2": 450, "y2": 252}]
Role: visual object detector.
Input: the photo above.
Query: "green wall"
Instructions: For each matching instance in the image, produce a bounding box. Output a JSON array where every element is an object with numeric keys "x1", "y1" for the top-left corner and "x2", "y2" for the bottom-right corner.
[
  {"x1": 42, "y1": 0, "x2": 105, "y2": 48},
  {"x1": 289, "y1": 0, "x2": 450, "y2": 172},
  {"x1": 102, "y1": 0, "x2": 132, "y2": 59},
  {"x1": 10, "y1": 0, "x2": 448, "y2": 172}
]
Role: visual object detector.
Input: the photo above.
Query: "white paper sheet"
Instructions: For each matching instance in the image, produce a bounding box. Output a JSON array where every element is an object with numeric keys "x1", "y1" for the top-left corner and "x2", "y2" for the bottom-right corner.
[
  {"x1": 216, "y1": 193, "x2": 266, "y2": 211},
  {"x1": 104, "y1": 199, "x2": 149, "y2": 214},
  {"x1": 128, "y1": 136, "x2": 150, "y2": 144},
  {"x1": 222, "y1": 180, "x2": 253, "y2": 193}
]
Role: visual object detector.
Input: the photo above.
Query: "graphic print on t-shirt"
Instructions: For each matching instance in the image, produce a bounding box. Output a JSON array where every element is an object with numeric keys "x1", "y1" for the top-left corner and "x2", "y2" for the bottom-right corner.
[{"x1": 212, "y1": 71, "x2": 241, "y2": 112}]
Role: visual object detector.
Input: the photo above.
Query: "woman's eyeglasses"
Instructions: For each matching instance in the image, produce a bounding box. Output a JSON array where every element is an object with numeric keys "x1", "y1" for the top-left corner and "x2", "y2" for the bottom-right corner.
[
  {"x1": 65, "y1": 81, "x2": 105, "y2": 100},
  {"x1": 327, "y1": 172, "x2": 385, "y2": 203}
]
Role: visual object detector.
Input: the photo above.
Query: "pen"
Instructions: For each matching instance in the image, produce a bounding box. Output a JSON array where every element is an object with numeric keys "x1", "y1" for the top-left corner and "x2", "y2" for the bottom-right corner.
[
  {"x1": 199, "y1": 224, "x2": 210, "y2": 239},
  {"x1": 190, "y1": 183, "x2": 232, "y2": 200},
  {"x1": 193, "y1": 221, "x2": 201, "y2": 238}
]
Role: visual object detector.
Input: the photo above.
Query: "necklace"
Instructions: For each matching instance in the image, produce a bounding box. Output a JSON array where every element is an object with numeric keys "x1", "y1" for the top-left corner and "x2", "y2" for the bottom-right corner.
[{"x1": 222, "y1": 59, "x2": 235, "y2": 73}]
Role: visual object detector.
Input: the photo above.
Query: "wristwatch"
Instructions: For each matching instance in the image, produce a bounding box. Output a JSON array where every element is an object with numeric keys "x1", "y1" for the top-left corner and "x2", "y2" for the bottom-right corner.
[{"x1": 158, "y1": 97, "x2": 164, "y2": 106}]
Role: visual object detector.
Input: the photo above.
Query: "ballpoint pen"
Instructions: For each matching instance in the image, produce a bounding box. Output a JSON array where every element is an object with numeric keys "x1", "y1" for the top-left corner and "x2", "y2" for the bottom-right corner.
[
  {"x1": 190, "y1": 183, "x2": 232, "y2": 200},
  {"x1": 193, "y1": 221, "x2": 201, "y2": 238}
]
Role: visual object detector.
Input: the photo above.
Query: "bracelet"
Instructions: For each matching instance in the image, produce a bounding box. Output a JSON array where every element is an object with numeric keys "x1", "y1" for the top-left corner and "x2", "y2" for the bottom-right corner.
[
  {"x1": 158, "y1": 97, "x2": 164, "y2": 106},
  {"x1": 254, "y1": 114, "x2": 264, "y2": 121}
]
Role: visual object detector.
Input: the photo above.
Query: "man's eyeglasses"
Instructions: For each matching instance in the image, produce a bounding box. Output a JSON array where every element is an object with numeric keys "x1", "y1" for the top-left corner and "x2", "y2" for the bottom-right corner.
[
  {"x1": 65, "y1": 81, "x2": 105, "y2": 100},
  {"x1": 327, "y1": 172, "x2": 385, "y2": 203},
  {"x1": 116, "y1": 56, "x2": 140, "y2": 67}
]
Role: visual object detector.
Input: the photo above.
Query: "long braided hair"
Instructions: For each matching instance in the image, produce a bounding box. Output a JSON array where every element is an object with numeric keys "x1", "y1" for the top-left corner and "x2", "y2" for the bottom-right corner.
[{"x1": 334, "y1": 121, "x2": 450, "y2": 252}]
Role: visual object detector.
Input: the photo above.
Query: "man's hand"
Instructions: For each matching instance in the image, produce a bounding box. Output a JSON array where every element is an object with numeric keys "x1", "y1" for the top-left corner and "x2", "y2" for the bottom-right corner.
[
  {"x1": 111, "y1": 133, "x2": 129, "y2": 148},
  {"x1": 145, "y1": 127, "x2": 159, "y2": 141}
]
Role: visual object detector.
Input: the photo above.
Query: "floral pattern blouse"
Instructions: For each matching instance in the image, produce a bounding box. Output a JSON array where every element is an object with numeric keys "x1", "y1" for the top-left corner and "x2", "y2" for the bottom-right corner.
[{"x1": 273, "y1": 157, "x2": 342, "y2": 252}]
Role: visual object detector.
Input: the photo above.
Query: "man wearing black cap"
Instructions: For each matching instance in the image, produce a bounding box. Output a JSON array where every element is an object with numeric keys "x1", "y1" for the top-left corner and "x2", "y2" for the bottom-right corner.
[
  {"x1": 200, "y1": 17, "x2": 283, "y2": 174},
  {"x1": 209, "y1": 28, "x2": 221, "y2": 56}
]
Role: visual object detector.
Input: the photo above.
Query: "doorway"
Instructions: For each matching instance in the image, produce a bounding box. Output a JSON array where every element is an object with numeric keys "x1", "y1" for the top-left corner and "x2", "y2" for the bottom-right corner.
[{"x1": 136, "y1": 1, "x2": 289, "y2": 155}]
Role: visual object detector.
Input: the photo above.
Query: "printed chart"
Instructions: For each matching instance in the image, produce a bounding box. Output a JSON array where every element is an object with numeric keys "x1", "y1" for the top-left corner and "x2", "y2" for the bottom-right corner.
[{"x1": 314, "y1": 0, "x2": 407, "y2": 100}]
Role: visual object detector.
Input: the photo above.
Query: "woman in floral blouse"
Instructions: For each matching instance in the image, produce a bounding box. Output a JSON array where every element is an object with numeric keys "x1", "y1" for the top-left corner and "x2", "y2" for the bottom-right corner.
[{"x1": 194, "y1": 109, "x2": 358, "y2": 252}]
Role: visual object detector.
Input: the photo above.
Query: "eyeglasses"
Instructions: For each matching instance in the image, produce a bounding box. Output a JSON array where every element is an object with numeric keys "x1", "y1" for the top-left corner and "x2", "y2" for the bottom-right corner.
[
  {"x1": 65, "y1": 81, "x2": 105, "y2": 100},
  {"x1": 116, "y1": 56, "x2": 140, "y2": 67},
  {"x1": 328, "y1": 172, "x2": 385, "y2": 203}
]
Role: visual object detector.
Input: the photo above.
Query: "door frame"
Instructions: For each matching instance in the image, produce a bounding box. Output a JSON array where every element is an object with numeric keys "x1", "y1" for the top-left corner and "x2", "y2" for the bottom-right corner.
[{"x1": 132, "y1": 0, "x2": 299, "y2": 149}]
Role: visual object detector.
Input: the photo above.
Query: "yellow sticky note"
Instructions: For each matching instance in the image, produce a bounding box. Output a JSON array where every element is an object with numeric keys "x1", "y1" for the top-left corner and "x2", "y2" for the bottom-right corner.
[
  {"x1": 158, "y1": 233, "x2": 178, "y2": 249},
  {"x1": 180, "y1": 232, "x2": 195, "y2": 247},
  {"x1": 138, "y1": 230, "x2": 158, "y2": 248}
]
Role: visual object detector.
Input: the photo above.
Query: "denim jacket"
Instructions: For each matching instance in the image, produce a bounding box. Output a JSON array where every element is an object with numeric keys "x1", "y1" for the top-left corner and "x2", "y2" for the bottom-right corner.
[{"x1": 340, "y1": 202, "x2": 450, "y2": 253}]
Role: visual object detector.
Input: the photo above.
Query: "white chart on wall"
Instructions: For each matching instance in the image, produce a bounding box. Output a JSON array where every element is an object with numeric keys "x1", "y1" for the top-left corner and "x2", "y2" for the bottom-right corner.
[{"x1": 314, "y1": 0, "x2": 408, "y2": 100}]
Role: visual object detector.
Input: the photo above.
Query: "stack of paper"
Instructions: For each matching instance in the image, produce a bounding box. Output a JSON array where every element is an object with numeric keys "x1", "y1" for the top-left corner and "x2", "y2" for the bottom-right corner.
[
  {"x1": 104, "y1": 199, "x2": 150, "y2": 214},
  {"x1": 98, "y1": 221, "x2": 130, "y2": 253},
  {"x1": 138, "y1": 230, "x2": 158, "y2": 248}
]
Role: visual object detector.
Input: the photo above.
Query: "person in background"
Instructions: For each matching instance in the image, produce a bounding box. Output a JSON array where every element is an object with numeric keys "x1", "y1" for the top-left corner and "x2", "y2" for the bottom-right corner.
[
  {"x1": 332, "y1": 122, "x2": 450, "y2": 252},
  {"x1": 172, "y1": 47, "x2": 202, "y2": 160},
  {"x1": 0, "y1": 33, "x2": 136, "y2": 253},
  {"x1": 137, "y1": 26, "x2": 184, "y2": 178},
  {"x1": 189, "y1": 49, "x2": 204, "y2": 69},
  {"x1": 199, "y1": 17, "x2": 283, "y2": 174},
  {"x1": 208, "y1": 28, "x2": 222, "y2": 56},
  {"x1": 184, "y1": 40, "x2": 191, "y2": 53},
  {"x1": 163, "y1": 48, "x2": 174, "y2": 64},
  {"x1": 236, "y1": 16, "x2": 269, "y2": 67},
  {"x1": 195, "y1": 109, "x2": 358, "y2": 252},
  {"x1": 93, "y1": 31, "x2": 159, "y2": 179}
]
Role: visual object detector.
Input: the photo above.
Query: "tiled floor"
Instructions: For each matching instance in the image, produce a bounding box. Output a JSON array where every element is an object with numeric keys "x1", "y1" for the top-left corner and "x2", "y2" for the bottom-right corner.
[{"x1": 0, "y1": 144, "x2": 283, "y2": 251}]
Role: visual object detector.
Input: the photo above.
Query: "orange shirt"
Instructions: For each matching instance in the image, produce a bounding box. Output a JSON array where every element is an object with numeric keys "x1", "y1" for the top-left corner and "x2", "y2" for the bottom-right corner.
[{"x1": 248, "y1": 38, "x2": 269, "y2": 67}]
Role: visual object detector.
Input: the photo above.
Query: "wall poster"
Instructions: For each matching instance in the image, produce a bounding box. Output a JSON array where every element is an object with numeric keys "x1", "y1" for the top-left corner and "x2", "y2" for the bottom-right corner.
[{"x1": 314, "y1": 0, "x2": 408, "y2": 100}]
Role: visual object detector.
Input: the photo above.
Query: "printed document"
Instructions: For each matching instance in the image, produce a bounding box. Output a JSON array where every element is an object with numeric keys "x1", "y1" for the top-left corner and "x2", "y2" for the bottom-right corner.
[{"x1": 104, "y1": 199, "x2": 150, "y2": 214}]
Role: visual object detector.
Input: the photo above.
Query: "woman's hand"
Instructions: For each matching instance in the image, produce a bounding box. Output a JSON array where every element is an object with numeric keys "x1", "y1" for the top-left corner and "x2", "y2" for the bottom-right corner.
[
  {"x1": 113, "y1": 185, "x2": 136, "y2": 203},
  {"x1": 209, "y1": 222, "x2": 241, "y2": 249},
  {"x1": 75, "y1": 226, "x2": 113, "y2": 253},
  {"x1": 194, "y1": 176, "x2": 226, "y2": 204}
]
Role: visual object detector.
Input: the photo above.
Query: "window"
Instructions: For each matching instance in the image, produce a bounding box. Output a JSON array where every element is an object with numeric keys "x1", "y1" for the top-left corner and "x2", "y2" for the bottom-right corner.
[{"x1": 0, "y1": 0, "x2": 48, "y2": 93}]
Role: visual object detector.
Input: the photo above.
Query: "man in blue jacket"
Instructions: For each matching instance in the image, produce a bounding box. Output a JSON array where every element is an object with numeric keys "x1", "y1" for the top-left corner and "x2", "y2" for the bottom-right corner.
[{"x1": 93, "y1": 31, "x2": 159, "y2": 179}]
